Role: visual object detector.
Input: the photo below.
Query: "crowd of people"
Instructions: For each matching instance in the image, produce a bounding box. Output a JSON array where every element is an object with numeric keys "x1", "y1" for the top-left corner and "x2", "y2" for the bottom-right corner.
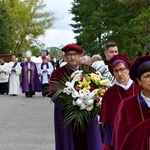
[
  {"x1": 0, "y1": 42, "x2": 150, "y2": 150},
  {"x1": 48, "y1": 43, "x2": 150, "y2": 150}
]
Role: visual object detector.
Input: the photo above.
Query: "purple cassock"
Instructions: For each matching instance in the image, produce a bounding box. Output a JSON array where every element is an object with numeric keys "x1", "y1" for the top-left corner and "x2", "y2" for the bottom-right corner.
[
  {"x1": 49, "y1": 64, "x2": 102, "y2": 150},
  {"x1": 22, "y1": 61, "x2": 42, "y2": 93}
]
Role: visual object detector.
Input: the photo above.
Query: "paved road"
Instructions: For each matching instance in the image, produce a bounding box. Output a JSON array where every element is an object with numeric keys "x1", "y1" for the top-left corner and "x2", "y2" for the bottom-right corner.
[{"x1": 0, "y1": 90, "x2": 55, "y2": 150}]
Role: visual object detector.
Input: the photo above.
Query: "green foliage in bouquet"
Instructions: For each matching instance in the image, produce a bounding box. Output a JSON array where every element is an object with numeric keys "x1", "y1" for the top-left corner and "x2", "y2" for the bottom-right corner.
[{"x1": 58, "y1": 92, "x2": 100, "y2": 132}]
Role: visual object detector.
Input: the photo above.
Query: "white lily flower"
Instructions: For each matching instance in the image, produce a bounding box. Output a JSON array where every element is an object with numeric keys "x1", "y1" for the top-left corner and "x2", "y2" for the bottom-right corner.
[
  {"x1": 65, "y1": 77, "x2": 80, "y2": 98},
  {"x1": 72, "y1": 100, "x2": 77, "y2": 106},
  {"x1": 71, "y1": 70, "x2": 83, "y2": 78},
  {"x1": 84, "y1": 90, "x2": 90, "y2": 98},
  {"x1": 80, "y1": 103, "x2": 86, "y2": 110},
  {"x1": 71, "y1": 90, "x2": 79, "y2": 98},
  {"x1": 65, "y1": 81, "x2": 71, "y2": 86},
  {"x1": 78, "y1": 89, "x2": 86, "y2": 99},
  {"x1": 86, "y1": 89, "x2": 99, "y2": 99},
  {"x1": 86, "y1": 104, "x2": 93, "y2": 111},
  {"x1": 73, "y1": 74, "x2": 82, "y2": 82},
  {"x1": 76, "y1": 98, "x2": 83, "y2": 106},
  {"x1": 63, "y1": 87, "x2": 71, "y2": 95},
  {"x1": 84, "y1": 99, "x2": 94, "y2": 105}
]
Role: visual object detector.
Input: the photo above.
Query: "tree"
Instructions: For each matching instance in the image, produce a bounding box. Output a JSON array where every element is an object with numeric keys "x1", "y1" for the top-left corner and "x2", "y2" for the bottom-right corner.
[
  {"x1": 1, "y1": 0, "x2": 55, "y2": 55},
  {"x1": 0, "y1": 1, "x2": 12, "y2": 54},
  {"x1": 70, "y1": 0, "x2": 150, "y2": 60},
  {"x1": 117, "y1": 0, "x2": 150, "y2": 57},
  {"x1": 48, "y1": 47, "x2": 61, "y2": 59},
  {"x1": 70, "y1": 0, "x2": 102, "y2": 55}
]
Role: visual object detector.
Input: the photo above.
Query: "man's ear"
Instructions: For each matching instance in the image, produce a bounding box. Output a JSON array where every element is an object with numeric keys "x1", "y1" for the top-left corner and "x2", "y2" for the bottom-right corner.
[
  {"x1": 80, "y1": 53, "x2": 84, "y2": 57},
  {"x1": 136, "y1": 78, "x2": 141, "y2": 85}
]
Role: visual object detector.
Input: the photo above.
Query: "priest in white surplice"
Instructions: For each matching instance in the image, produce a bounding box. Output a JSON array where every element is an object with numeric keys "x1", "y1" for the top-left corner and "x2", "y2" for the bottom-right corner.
[
  {"x1": 0, "y1": 58, "x2": 9, "y2": 95},
  {"x1": 8, "y1": 55, "x2": 21, "y2": 96},
  {"x1": 38, "y1": 55, "x2": 53, "y2": 96}
]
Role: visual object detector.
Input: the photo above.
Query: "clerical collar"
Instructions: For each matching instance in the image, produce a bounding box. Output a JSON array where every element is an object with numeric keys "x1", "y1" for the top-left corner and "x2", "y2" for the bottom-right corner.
[
  {"x1": 115, "y1": 78, "x2": 133, "y2": 90},
  {"x1": 140, "y1": 91, "x2": 150, "y2": 108}
]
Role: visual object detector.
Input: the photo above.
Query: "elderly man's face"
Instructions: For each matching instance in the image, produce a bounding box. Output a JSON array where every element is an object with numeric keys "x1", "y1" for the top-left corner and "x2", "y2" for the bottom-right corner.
[
  {"x1": 64, "y1": 50, "x2": 82, "y2": 69},
  {"x1": 27, "y1": 57, "x2": 31, "y2": 62}
]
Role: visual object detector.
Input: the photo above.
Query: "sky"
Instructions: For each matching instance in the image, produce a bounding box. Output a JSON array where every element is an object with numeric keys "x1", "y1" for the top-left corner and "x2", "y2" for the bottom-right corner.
[{"x1": 38, "y1": 0, "x2": 76, "y2": 48}]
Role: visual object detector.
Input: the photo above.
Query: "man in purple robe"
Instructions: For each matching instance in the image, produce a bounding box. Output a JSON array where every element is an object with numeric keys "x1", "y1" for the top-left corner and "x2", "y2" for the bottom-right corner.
[
  {"x1": 22, "y1": 51, "x2": 41, "y2": 97},
  {"x1": 48, "y1": 44, "x2": 102, "y2": 150},
  {"x1": 112, "y1": 55, "x2": 150, "y2": 150}
]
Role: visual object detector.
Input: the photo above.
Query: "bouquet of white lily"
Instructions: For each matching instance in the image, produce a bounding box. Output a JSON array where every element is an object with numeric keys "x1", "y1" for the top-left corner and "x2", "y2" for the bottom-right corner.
[{"x1": 51, "y1": 67, "x2": 111, "y2": 131}]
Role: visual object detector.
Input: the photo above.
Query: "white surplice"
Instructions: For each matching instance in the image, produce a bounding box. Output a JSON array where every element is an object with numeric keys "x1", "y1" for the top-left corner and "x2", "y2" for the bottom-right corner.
[
  {"x1": 38, "y1": 62, "x2": 53, "y2": 84},
  {"x1": 8, "y1": 61, "x2": 21, "y2": 95}
]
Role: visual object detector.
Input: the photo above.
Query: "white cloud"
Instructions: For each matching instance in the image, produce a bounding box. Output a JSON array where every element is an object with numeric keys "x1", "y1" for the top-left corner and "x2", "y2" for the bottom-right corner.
[
  {"x1": 39, "y1": 29, "x2": 76, "y2": 47},
  {"x1": 38, "y1": 0, "x2": 76, "y2": 47}
]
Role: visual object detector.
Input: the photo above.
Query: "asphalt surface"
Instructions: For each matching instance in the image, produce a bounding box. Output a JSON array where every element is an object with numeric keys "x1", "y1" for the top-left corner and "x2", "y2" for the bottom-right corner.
[{"x1": 0, "y1": 89, "x2": 55, "y2": 150}]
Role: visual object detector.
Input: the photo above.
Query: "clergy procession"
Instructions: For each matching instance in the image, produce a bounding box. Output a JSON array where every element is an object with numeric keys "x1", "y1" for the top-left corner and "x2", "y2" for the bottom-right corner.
[
  {"x1": 0, "y1": 43, "x2": 150, "y2": 150},
  {"x1": 0, "y1": 51, "x2": 54, "y2": 97}
]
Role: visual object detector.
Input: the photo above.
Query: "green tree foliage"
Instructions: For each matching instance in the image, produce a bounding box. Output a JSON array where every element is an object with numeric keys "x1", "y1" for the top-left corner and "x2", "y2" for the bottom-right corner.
[
  {"x1": 70, "y1": 0, "x2": 150, "y2": 60},
  {"x1": 71, "y1": 0, "x2": 102, "y2": 55},
  {"x1": 48, "y1": 47, "x2": 61, "y2": 59},
  {"x1": 118, "y1": 0, "x2": 150, "y2": 57},
  {"x1": 0, "y1": 1, "x2": 12, "y2": 54},
  {"x1": 0, "y1": 0, "x2": 54, "y2": 55}
]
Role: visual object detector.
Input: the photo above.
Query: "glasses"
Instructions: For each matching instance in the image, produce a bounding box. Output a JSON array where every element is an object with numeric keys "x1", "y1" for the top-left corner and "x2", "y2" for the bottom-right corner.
[
  {"x1": 113, "y1": 68, "x2": 126, "y2": 74},
  {"x1": 65, "y1": 53, "x2": 79, "y2": 57}
]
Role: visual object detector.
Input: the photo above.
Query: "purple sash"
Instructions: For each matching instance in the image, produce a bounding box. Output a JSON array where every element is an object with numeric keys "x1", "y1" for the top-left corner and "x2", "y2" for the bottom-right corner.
[
  {"x1": 12, "y1": 61, "x2": 18, "y2": 68},
  {"x1": 41, "y1": 62, "x2": 49, "y2": 69}
]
